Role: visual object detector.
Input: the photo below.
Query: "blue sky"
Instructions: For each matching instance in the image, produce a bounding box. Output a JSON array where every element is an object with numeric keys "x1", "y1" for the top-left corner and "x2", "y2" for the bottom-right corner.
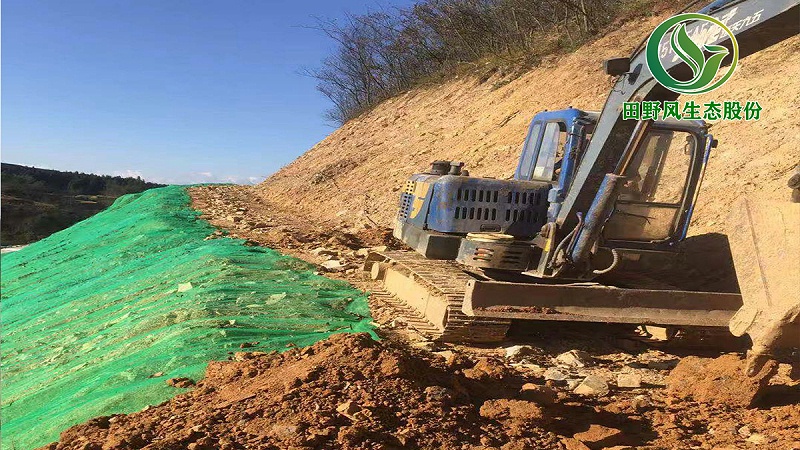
[{"x1": 2, "y1": 0, "x2": 414, "y2": 184}]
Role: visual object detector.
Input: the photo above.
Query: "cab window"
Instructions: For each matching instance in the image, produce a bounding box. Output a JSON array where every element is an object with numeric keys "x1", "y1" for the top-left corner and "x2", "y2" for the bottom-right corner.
[
  {"x1": 532, "y1": 122, "x2": 567, "y2": 180},
  {"x1": 517, "y1": 122, "x2": 542, "y2": 179},
  {"x1": 604, "y1": 130, "x2": 696, "y2": 242}
]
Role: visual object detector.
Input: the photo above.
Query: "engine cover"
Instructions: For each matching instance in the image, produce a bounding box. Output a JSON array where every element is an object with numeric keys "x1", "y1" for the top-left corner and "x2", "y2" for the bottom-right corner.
[{"x1": 396, "y1": 173, "x2": 551, "y2": 238}]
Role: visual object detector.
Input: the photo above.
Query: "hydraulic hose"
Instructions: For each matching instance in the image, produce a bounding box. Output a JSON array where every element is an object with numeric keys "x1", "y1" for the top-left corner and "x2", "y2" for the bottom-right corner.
[
  {"x1": 549, "y1": 213, "x2": 583, "y2": 276},
  {"x1": 592, "y1": 248, "x2": 620, "y2": 275}
]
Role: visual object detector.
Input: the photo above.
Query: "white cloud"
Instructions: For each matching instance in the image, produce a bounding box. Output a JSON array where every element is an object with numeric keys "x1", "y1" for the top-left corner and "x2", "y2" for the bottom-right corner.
[
  {"x1": 148, "y1": 172, "x2": 266, "y2": 186},
  {"x1": 113, "y1": 169, "x2": 145, "y2": 179}
]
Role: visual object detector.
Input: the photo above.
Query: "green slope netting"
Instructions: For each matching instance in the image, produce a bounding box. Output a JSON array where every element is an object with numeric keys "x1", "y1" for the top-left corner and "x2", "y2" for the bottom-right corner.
[{"x1": 0, "y1": 186, "x2": 374, "y2": 449}]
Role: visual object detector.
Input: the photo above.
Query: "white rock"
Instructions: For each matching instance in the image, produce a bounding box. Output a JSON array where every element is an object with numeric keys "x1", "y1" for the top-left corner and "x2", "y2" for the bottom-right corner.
[
  {"x1": 311, "y1": 247, "x2": 338, "y2": 257},
  {"x1": 411, "y1": 341, "x2": 436, "y2": 351},
  {"x1": 573, "y1": 375, "x2": 610, "y2": 396},
  {"x1": 555, "y1": 350, "x2": 592, "y2": 368},
  {"x1": 616, "y1": 373, "x2": 642, "y2": 388},
  {"x1": 321, "y1": 260, "x2": 345, "y2": 272},
  {"x1": 505, "y1": 345, "x2": 538, "y2": 360},
  {"x1": 177, "y1": 282, "x2": 193, "y2": 292},
  {"x1": 544, "y1": 367, "x2": 568, "y2": 381}
]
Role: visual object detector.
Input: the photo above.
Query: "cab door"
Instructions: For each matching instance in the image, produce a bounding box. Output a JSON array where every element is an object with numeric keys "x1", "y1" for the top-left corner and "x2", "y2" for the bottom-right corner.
[{"x1": 602, "y1": 125, "x2": 713, "y2": 250}]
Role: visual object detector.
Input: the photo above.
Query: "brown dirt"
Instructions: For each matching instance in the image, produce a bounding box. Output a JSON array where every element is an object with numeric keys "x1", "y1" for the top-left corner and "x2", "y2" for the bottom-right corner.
[
  {"x1": 665, "y1": 354, "x2": 778, "y2": 408},
  {"x1": 44, "y1": 333, "x2": 564, "y2": 450},
  {"x1": 44, "y1": 333, "x2": 800, "y2": 450}
]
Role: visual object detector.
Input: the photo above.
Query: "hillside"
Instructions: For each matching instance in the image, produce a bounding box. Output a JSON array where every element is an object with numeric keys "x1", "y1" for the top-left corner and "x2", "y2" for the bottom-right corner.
[
  {"x1": 257, "y1": 12, "x2": 800, "y2": 238},
  {"x1": 1, "y1": 163, "x2": 163, "y2": 245}
]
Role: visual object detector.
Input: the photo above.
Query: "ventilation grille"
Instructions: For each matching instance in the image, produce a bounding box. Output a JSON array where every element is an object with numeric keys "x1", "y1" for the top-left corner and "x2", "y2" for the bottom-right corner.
[
  {"x1": 504, "y1": 209, "x2": 539, "y2": 223},
  {"x1": 452, "y1": 188, "x2": 543, "y2": 224},
  {"x1": 454, "y1": 206, "x2": 498, "y2": 221},
  {"x1": 398, "y1": 192, "x2": 413, "y2": 220}
]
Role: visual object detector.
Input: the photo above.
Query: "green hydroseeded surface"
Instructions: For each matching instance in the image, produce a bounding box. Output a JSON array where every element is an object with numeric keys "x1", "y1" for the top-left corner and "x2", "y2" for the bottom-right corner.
[{"x1": 0, "y1": 186, "x2": 374, "y2": 449}]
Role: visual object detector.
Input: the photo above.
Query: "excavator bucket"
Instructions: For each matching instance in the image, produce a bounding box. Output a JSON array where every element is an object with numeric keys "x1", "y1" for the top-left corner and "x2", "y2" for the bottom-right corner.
[{"x1": 727, "y1": 198, "x2": 800, "y2": 374}]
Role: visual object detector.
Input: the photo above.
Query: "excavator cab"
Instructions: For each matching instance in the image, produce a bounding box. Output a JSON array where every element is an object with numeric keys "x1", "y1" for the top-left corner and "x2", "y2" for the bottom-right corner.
[{"x1": 516, "y1": 109, "x2": 714, "y2": 259}]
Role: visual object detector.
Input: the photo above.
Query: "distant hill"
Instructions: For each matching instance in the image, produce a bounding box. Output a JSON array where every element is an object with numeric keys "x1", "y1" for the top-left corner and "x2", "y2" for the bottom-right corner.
[{"x1": 1, "y1": 163, "x2": 164, "y2": 245}]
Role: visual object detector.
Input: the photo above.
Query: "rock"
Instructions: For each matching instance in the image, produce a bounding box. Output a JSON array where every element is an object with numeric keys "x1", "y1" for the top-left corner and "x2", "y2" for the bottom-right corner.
[
  {"x1": 433, "y1": 350, "x2": 454, "y2": 361},
  {"x1": 555, "y1": 350, "x2": 592, "y2": 368},
  {"x1": 148, "y1": 372, "x2": 164, "y2": 378},
  {"x1": 463, "y1": 358, "x2": 510, "y2": 381},
  {"x1": 311, "y1": 247, "x2": 338, "y2": 257},
  {"x1": 166, "y1": 377, "x2": 195, "y2": 388},
  {"x1": 631, "y1": 394, "x2": 650, "y2": 412},
  {"x1": 355, "y1": 248, "x2": 371, "y2": 257},
  {"x1": 233, "y1": 352, "x2": 253, "y2": 361},
  {"x1": 737, "y1": 425, "x2": 751, "y2": 437},
  {"x1": 616, "y1": 373, "x2": 642, "y2": 388},
  {"x1": 560, "y1": 437, "x2": 591, "y2": 450},
  {"x1": 479, "y1": 399, "x2": 545, "y2": 422},
  {"x1": 519, "y1": 383, "x2": 557, "y2": 405},
  {"x1": 647, "y1": 359, "x2": 679, "y2": 370},
  {"x1": 320, "y1": 260, "x2": 346, "y2": 272},
  {"x1": 566, "y1": 379, "x2": 582, "y2": 390},
  {"x1": 411, "y1": 341, "x2": 436, "y2": 351},
  {"x1": 746, "y1": 433, "x2": 768, "y2": 444},
  {"x1": 544, "y1": 367, "x2": 568, "y2": 381},
  {"x1": 573, "y1": 375, "x2": 610, "y2": 396},
  {"x1": 504, "y1": 345, "x2": 538, "y2": 361},
  {"x1": 336, "y1": 401, "x2": 362, "y2": 420},
  {"x1": 573, "y1": 424, "x2": 624, "y2": 448},
  {"x1": 177, "y1": 282, "x2": 193, "y2": 293},
  {"x1": 271, "y1": 424, "x2": 299, "y2": 440},
  {"x1": 424, "y1": 386, "x2": 453, "y2": 403}
]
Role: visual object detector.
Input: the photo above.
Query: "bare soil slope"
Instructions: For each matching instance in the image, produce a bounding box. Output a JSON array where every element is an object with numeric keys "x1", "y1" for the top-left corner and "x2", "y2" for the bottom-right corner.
[{"x1": 259, "y1": 13, "x2": 800, "y2": 237}]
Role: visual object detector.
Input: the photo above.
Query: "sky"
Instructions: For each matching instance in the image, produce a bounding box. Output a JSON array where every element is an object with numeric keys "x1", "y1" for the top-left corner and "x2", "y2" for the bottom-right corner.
[{"x1": 1, "y1": 0, "x2": 415, "y2": 185}]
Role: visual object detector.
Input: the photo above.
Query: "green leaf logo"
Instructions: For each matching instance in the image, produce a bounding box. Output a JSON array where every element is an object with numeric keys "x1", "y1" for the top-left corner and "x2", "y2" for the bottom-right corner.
[{"x1": 646, "y1": 13, "x2": 738, "y2": 95}]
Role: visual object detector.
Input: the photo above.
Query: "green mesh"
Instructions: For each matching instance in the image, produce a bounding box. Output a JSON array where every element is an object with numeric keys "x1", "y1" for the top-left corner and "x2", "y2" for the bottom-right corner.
[{"x1": 0, "y1": 186, "x2": 374, "y2": 450}]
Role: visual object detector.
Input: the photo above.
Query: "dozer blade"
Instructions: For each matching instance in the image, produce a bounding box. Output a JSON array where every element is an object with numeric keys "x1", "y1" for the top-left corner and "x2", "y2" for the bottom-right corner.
[
  {"x1": 727, "y1": 198, "x2": 800, "y2": 373},
  {"x1": 462, "y1": 280, "x2": 742, "y2": 326}
]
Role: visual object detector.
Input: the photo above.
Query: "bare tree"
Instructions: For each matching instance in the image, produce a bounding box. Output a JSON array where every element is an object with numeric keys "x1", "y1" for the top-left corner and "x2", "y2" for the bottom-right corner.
[{"x1": 307, "y1": 0, "x2": 626, "y2": 124}]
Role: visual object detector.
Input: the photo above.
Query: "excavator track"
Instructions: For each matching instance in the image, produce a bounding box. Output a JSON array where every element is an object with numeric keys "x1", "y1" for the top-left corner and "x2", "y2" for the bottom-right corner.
[{"x1": 364, "y1": 250, "x2": 510, "y2": 343}]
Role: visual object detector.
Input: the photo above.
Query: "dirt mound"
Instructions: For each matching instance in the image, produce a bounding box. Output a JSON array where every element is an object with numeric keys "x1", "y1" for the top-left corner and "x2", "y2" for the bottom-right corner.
[
  {"x1": 44, "y1": 331, "x2": 800, "y2": 449},
  {"x1": 43, "y1": 334, "x2": 562, "y2": 449},
  {"x1": 665, "y1": 354, "x2": 778, "y2": 408}
]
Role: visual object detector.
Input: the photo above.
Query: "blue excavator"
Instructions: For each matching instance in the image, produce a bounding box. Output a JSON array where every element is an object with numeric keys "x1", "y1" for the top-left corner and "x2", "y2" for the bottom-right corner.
[{"x1": 365, "y1": 0, "x2": 799, "y2": 375}]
